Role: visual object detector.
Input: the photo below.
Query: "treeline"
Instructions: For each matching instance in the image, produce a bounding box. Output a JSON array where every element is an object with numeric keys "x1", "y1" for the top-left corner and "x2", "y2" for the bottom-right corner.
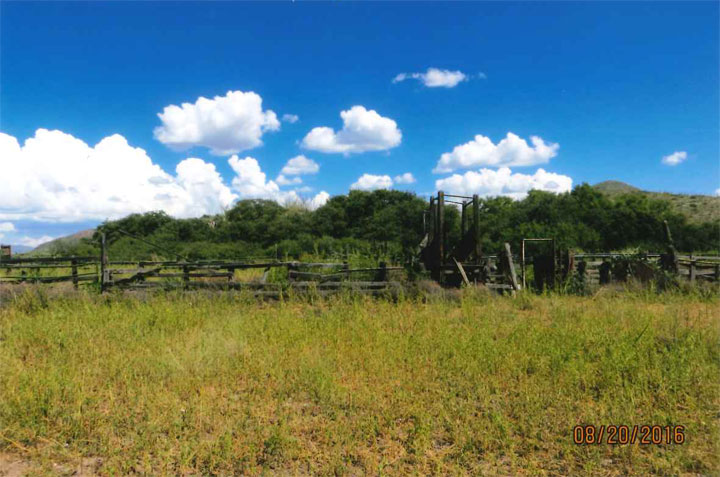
[{"x1": 59, "y1": 185, "x2": 718, "y2": 261}]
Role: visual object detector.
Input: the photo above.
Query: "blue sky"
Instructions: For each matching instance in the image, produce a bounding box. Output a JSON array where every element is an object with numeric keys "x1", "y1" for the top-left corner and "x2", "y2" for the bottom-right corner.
[{"x1": 0, "y1": 1, "x2": 718, "y2": 246}]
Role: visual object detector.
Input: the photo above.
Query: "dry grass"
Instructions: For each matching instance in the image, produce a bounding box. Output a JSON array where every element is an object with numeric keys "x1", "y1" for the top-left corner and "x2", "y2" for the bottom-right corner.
[{"x1": 0, "y1": 288, "x2": 718, "y2": 475}]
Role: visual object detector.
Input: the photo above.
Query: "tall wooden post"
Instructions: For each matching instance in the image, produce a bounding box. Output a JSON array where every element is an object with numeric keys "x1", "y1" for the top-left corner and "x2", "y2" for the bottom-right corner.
[
  {"x1": 182, "y1": 264, "x2": 190, "y2": 288},
  {"x1": 689, "y1": 254, "x2": 696, "y2": 282},
  {"x1": 662, "y1": 220, "x2": 678, "y2": 273},
  {"x1": 100, "y1": 233, "x2": 108, "y2": 292},
  {"x1": 378, "y1": 261, "x2": 387, "y2": 282},
  {"x1": 473, "y1": 194, "x2": 481, "y2": 263},
  {"x1": 461, "y1": 202, "x2": 467, "y2": 237},
  {"x1": 550, "y1": 239, "x2": 557, "y2": 289},
  {"x1": 429, "y1": 197, "x2": 436, "y2": 241},
  {"x1": 71, "y1": 259, "x2": 78, "y2": 289},
  {"x1": 663, "y1": 219, "x2": 674, "y2": 244},
  {"x1": 521, "y1": 239, "x2": 526, "y2": 290},
  {"x1": 504, "y1": 243, "x2": 520, "y2": 291},
  {"x1": 437, "y1": 191, "x2": 445, "y2": 281}
]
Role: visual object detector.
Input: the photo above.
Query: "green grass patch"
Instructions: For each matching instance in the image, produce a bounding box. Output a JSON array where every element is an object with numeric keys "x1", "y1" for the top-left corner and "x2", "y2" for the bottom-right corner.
[{"x1": 0, "y1": 290, "x2": 718, "y2": 475}]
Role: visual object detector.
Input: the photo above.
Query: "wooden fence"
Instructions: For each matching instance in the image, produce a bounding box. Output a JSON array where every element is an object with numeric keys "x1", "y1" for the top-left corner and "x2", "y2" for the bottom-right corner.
[
  {"x1": 1, "y1": 248, "x2": 716, "y2": 296},
  {"x1": 0, "y1": 253, "x2": 404, "y2": 297},
  {"x1": 568, "y1": 253, "x2": 720, "y2": 285}
]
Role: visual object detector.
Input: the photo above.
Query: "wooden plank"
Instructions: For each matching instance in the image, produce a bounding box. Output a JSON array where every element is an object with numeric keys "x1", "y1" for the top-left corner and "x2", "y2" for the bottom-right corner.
[
  {"x1": 689, "y1": 269, "x2": 717, "y2": 276},
  {"x1": 115, "y1": 281, "x2": 280, "y2": 290},
  {"x1": 111, "y1": 267, "x2": 161, "y2": 286},
  {"x1": 0, "y1": 273, "x2": 97, "y2": 283},
  {"x1": 0, "y1": 256, "x2": 96, "y2": 264},
  {"x1": 111, "y1": 266, "x2": 239, "y2": 275},
  {"x1": 504, "y1": 243, "x2": 520, "y2": 291},
  {"x1": 290, "y1": 281, "x2": 397, "y2": 289},
  {"x1": 486, "y1": 283, "x2": 514, "y2": 290},
  {"x1": 1, "y1": 264, "x2": 97, "y2": 269},
  {"x1": 292, "y1": 262, "x2": 346, "y2": 268},
  {"x1": 452, "y1": 257, "x2": 471, "y2": 286},
  {"x1": 288, "y1": 271, "x2": 323, "y2": 280},
  {"x1": 153, "y1": 272, "x2": 234, "y2": 278}
]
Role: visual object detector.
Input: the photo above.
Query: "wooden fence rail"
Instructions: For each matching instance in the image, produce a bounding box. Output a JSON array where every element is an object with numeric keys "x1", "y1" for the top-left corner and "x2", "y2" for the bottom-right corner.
[{"x1": 1, "y1": 247, "x2": 717, "y2": 294}]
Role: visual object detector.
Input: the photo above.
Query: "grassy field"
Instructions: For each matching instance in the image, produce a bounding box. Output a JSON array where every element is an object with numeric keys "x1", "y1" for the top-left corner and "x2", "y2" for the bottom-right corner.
[{"x1": 0, "y1": 287, "x2": 718, "y2": 475}]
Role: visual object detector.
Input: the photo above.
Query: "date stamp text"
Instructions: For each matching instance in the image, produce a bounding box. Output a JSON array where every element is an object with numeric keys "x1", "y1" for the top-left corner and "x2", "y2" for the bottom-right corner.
[{"x1": 573, "y1": 425, "x2": 685, "y2": 445}]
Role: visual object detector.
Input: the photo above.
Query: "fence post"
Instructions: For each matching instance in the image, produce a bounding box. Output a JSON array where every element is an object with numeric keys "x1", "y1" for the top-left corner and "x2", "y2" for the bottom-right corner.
[
  {"x1": 100, "y1": 233, "x2": 108, "y2": 292},
  {"x1": 473, "y1": 194, "x2": 480, "y2": 262},
  {"x1": 437, "y1": 191, "x2": 445, "y2": 265},
  {"x1": 504, "y1": 242, "x2": 520, "y2": 291},
  {"x1": 689, "y1": 254, "x2": 695, "y2": 282},
  {"x1": 521, "y1": 239, "x2": 526, "y2": 290},
  {"x1": 378, "y1": 261, "x2": 387, "y2": 282},
  {"x1": 183, "y1": 264, "x2": 190, "y2": 289},
  {"x1": 71, "y1": 259, "x2": 78, "y2": 289}
]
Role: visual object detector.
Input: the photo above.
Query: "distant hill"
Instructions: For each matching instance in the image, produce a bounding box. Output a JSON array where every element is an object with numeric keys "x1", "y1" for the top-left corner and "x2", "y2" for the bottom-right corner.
[
  {"x1": 27, "y1": 229, "x2": 96, "y2": 256},
  {"x1": 593, "y1": 180, "x2": 640, "y2": 195},
  {"x1": 593, "y1": 181, "x2": 720, "y2": 224}
]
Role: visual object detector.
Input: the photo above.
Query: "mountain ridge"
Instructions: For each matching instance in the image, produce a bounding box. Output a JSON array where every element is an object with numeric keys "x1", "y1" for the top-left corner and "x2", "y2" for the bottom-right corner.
[{"x1": 593, "y1": 181, "x2": 719, "y2": 224}]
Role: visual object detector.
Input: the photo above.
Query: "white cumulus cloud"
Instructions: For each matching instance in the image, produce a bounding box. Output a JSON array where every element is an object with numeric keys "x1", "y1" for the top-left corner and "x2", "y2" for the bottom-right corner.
[
  {"x1": 153, "y1": 90, "x2": 280, "y2": 156},
  {"x1": 661, "y1": 151, "x2": 688, "y2": 166},
  {"x1": 393, "y1": 68, "x2": 469, "y2": 88},
  {"x1": 229, "y1": 156, "x2": 283, "y2": 199},
  {"x1": 309, "y1": 191, "x2": 330, "y2": 209},
  {"x1": 276, "y1": 175, "x2": 303, "y2": 186},
  {"x1": 433, "y1": 132, "x2": 559, "y2": 173},
  {"x1": 282, "y1": 113, "x2": 299, "y2": 124},
  {"x1": 0, "y1": 222, "x2": 16, "y2": 240},
  {"x1": 435, "y1": 167, "x2": 572, "y2": 200},
  {"x1": 0, "y1": 129, "x2": 238, "y2": 222},
  {"x1": 393, "y1": 172, "x2": 416, "y2": 184},
  {"x1": 227, "y1": 155, "x2": 328, "y2": 209},
  {"x1": 17, "y1": 235, "x2": 56, "y2": 248},
  {"x1": 351, "y1": 174, "x2": 394, "y2": 191},
  {"x1": 280, "y1": 155, "x2": 319, "y2": 175},
  {"x1": 301, "y1": 106, "x2": 401, "y2": 154}
]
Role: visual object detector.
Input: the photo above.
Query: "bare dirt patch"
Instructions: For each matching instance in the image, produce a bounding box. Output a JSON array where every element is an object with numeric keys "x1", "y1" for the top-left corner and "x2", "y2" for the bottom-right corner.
[{"x1": 0, "y1": 453, "x2": 103, "y2": 477}]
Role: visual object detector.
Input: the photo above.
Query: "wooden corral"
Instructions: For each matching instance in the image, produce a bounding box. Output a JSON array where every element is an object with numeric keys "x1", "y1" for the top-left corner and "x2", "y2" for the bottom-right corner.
[
  {"x1": 419, "y1": 191, "x2": 520, "y2": 292},
  {"x1": 0, "y1": 245, "x2": 11, "y2": 260},
  {"x1": 418, "y1": 192, "x2": 718, "y2": 292},
  {"x1": 0, "y1": 235, "x2": 404, "y2": 298},
  {"x1": 1, "y1": 207, "x2": 717, "y2": 296}
]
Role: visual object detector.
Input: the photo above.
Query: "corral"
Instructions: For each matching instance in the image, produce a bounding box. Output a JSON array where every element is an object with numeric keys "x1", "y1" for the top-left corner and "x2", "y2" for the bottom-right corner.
[
  {"x1": 1, "y1": 191, "x2": 717, "y2": 297},
  {"x1": 2, "y1": 191, "x2": 718, "y2": 296}
]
